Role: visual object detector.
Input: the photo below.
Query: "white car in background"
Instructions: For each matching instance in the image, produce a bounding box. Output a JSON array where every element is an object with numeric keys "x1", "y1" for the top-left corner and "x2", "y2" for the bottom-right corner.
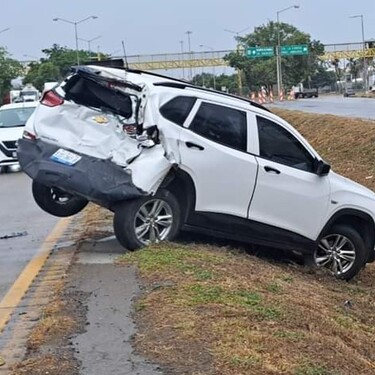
[
  {"x1": 0, "y1": 102, "x2": 37, "y2": 171},
  {"x1": 18, "y1": 65, "x2": 375, "y2": 280}
]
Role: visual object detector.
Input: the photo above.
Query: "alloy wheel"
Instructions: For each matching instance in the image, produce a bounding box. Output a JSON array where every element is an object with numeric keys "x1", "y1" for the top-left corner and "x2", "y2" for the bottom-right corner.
[
  {"x1": 315, "y1": 233, "x2": 356, "y2": 276},
  {"x1": 134, "y1": 199, "x2": 173, "y2": 245}
]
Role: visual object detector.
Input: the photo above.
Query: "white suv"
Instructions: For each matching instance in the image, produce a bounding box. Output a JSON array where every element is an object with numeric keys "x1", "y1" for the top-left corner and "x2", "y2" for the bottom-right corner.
[{"x1": 18, "y1": 65, "x2": 375, "y2": 280}]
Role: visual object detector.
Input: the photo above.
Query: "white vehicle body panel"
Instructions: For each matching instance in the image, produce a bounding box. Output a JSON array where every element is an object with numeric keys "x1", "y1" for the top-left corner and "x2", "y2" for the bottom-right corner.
[
  {"x1": 32, "y1": 103, "x2": 142, "y2": 167},
  {"x1": 179, "y1": 100, "x2": 258, "y2": 218},
  {"x1": 249, "y1": 157, "x2": 331, "y2": 239}
]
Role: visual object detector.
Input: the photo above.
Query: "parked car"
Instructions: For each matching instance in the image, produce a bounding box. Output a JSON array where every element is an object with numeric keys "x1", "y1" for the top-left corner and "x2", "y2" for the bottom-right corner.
[
  {"x1": 0, "y1": 102, "x2": 37, "y2": 170},
  {"x1": 18, "y1": 65, "x2": 375, "y2": 280}
]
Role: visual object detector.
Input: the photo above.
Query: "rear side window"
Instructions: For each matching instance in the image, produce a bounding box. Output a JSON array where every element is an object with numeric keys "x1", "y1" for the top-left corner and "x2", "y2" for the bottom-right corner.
[
  {"x1": 189, "y1": 102, "x2": 247, "y2": 151},
  {"x1": 160, "y1": 96, "x2": 196, "y2": 126}
]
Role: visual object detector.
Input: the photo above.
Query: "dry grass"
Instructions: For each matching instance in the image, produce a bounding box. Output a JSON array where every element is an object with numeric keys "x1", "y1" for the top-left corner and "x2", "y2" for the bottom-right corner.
[{"x1": 119, "y1": 242, "x2": 375, "y2": 375}]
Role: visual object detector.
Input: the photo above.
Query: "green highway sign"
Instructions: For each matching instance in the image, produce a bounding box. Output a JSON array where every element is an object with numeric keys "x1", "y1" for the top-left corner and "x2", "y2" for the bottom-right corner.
[
  {"x1": 246, "y1": 47, "x2": 274, "y2": 58},
  {"x1": 280, "y1": 44, "x2": 309, "y2": 56}
]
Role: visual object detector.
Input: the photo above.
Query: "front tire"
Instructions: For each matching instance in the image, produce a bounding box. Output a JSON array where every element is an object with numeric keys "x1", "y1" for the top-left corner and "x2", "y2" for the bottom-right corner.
[
  {"x1": 113, "y1": 189, "x2": 181, "y2": 250},
  {"x1": 310, "y1": 224, "x2": 367, "y2": 280},
  {"x1": 32, "y1": 181, "x2": 88, "y2": 217}
]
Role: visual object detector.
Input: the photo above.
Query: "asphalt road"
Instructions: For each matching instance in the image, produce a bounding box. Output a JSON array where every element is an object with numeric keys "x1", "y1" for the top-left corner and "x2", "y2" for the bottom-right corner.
[
  {"x1": 0, "y1": 171, "x2": 59, "y2": 301},
  {"x1": 268, "y1": 94, "x2": 375, "y2": 120}
]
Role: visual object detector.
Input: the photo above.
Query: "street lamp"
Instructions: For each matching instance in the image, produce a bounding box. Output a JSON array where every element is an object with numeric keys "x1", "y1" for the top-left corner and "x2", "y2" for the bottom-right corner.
[
  {"x1": 0, "y1": 27, "x2": 10, "y2": 35},
  {"x1": 199, "y1": 44, "x2": 216, "y2": 90},
  {"x1": 78, "y1": 35, "x2": 101, "y2": 53},
  {"x1": 350, "y1": 15, "x2": 367, "y2": 92},
  {"x1": 185, "y1": 31, "x2": 193, "y2": 80},
  {"x1": 276, "y1": 5, "x2": 299, "y2": 95},
  {"x1": 53, "y1": 16, "x2": 98, "y2": 65}
]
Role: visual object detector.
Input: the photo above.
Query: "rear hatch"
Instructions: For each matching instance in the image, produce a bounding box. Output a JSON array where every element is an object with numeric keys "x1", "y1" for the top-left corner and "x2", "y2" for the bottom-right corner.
[{"x1": 30, "y1": 66, "x2": 148, "y2": 166}]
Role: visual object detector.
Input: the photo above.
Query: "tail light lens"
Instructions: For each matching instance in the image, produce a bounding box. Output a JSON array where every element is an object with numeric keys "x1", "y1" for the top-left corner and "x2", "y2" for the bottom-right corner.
[
  {"x1": 22, "y1": 130, "x2": 36, "y2": 140},
  {"x1": 41, "y1": 90, "x2": 64, "y2": 107}
]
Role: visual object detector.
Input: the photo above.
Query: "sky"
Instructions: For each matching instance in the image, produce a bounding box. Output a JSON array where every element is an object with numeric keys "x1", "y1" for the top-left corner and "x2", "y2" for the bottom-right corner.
[{"x1": 1, "y1": 0, "x2": 374, "y2": 63}]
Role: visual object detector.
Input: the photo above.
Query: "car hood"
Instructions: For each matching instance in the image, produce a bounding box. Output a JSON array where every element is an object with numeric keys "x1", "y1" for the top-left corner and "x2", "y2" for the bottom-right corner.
[
  {"x1": 0, "y1": 126, "x2": 24, "y2": 141},
  {"x1": 329, "y1": 171, "x2": 375, "y2": 214}
]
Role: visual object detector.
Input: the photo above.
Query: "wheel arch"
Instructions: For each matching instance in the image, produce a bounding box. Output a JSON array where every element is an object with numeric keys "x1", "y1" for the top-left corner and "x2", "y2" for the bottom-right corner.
[
  {"x1": 159, "y1": 167, "x2": 196, "y2": 224},
  {"x1": 319, "y1": 209, "x2": 375, "y2": 255}
]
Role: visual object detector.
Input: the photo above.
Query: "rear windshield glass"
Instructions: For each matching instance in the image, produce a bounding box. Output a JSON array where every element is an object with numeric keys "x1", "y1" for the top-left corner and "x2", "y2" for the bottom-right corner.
[
  {"x1": 21, "y1": 91, "x2": 38, "y2": 96},
  {"x1": 64, "y1": 74, "x2": 133, "y2": 119},
  {"x1": 0, "y1": 107, "x2": 35, "y2": 128}
]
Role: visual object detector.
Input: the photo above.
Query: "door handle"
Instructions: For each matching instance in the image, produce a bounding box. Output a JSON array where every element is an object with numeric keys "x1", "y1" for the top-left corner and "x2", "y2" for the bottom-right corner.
[
  {"x1": 264, "y1": 166, "x2": 280, "y2": 174},
  {"x1": 185, "y1": 141, "x2": 205, "y2": 151}
]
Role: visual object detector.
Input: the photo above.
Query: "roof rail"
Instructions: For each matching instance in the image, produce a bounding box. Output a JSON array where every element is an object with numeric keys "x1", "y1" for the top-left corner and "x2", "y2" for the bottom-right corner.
[{"x1": 153, "y1": 81, "x2": 270, "y2": 112}]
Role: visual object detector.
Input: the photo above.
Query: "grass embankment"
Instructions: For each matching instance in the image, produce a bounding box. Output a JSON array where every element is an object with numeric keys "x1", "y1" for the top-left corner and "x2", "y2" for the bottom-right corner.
[{"x1": 118, "y1": 110, "x2": 375, "y2": 375}]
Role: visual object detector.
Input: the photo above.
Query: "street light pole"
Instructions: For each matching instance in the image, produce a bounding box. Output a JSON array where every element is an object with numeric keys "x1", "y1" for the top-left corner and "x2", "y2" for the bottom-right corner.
[
  {"x1": 179, "y1": 40, "x2": 185, "y2": 79},
  {"x1": 200, "y1": 44, "x2": 216, "y2": 90},
  {"x1": 185, "y1": 31, "x2": 192, "y2": 80},
  {"x1": 350, "y1": 15, "x2": 367, "y2": 92},
  {"x1": 276, "y1": 5, "x2": 299, "y2": 96},
  {"x1": 53, "y1": 16, "x2": 98, "y2": 65}
]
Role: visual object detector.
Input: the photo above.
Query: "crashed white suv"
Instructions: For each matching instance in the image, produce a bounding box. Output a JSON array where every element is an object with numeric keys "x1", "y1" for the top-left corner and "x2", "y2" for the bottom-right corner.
[{"x1": 18, "y1": 65, "x2": 375, "y2": 280}]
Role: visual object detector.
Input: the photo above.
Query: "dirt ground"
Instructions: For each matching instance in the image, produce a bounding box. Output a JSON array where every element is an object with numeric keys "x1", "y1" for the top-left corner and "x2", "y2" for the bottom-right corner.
[{"x1": 11, "y1": 110, "x2": 375, "y2": 375}]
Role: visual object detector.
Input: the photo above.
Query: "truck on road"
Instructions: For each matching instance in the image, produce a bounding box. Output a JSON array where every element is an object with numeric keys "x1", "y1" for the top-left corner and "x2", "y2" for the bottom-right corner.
[{"x1": 293, "y1": 83, "x2": 319, "y2": 99}]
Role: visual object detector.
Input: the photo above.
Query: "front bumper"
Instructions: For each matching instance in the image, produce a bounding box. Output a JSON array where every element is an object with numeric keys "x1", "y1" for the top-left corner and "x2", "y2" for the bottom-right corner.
[
  {"x1": 18, "y1": 138, "x2": 145, "y2": 204},
  {"x1": 0, "y1": 141, "x2": 18, "y2": 166}
]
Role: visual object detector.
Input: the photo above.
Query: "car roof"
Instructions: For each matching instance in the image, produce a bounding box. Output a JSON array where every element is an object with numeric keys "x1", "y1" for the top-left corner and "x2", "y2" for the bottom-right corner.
[
  {"x1": 84, "y1": 64, "x2": 270, "y2": 113},
  {"x1": 0, "y1": 102, "x2": 38, "y2": 110}
]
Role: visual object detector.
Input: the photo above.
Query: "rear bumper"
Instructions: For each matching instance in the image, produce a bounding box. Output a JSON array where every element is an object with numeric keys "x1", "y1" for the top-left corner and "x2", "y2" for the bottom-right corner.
[{"x1": 18, "y1": 138, "x2": 145, "y2": 203}]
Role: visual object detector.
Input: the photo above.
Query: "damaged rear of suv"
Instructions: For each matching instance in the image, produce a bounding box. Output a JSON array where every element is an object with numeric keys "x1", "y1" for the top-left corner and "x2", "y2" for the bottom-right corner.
[{"x1": 18, "y1": 64, "x2": 375, "y2": 280}]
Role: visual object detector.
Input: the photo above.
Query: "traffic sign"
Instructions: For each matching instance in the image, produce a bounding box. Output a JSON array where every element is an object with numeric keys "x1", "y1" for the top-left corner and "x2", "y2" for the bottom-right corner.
[
  {"x1": 280, "y1": 44, "x2": 309, "y2": 56},
  {"x1": 246, "y1": 47, "x2": 274, "y2": 58}
]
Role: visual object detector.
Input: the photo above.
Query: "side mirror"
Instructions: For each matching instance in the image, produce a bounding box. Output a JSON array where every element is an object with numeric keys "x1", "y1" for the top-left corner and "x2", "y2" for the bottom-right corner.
[{"x1": 314, "y1": 159, "x2": 331, "y2": 176}]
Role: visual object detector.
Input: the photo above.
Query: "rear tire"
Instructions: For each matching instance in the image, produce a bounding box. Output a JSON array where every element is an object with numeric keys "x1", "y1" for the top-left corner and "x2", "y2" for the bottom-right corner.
[
  {"x1": 113, "y1": 189, "x2": 181, "y2": 250},
  {"x1": 32, "y1": 181, "x2": 88, "y2": 217},
  {"x1": 307, "y1": 224, "x2": 367, "y2": 280}
]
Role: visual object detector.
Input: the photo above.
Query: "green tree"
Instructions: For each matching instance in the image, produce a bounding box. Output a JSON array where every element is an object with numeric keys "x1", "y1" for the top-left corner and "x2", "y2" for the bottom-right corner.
[
  {"x1": 23, "y1": 44, "x2": 105, "y2": 89},
  {"x1": 305, "y1": 65, "x2": 336, "y2": 89},
  {"x1": 224, "y1": 21, "x2": 324, "y2": 93},
  {"x1": 0, "y1": 47, "x2": 22, "y2": 99}
]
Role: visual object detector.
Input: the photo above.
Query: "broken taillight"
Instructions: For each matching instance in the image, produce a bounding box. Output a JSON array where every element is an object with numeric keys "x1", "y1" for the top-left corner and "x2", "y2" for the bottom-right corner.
[
  {"x1": 22, "y1": 130, "x2": 36, "y2": 140},
  {"x1": 41, "y1": 90, "x2": 64, "y2": 107}
]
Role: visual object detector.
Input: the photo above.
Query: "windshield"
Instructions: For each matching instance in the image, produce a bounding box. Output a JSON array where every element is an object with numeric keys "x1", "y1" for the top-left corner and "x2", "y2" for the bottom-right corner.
[
  {"x1": 0, "y1": 107, "x2": 35, "y2": 128},
  {"x1": 21, "y1": 91, "x2": 38, "y2": 97}
]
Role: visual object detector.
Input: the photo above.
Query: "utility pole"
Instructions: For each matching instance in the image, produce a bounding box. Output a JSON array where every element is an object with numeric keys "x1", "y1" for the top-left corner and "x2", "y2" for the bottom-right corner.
[
  {"x1": 179, "y1": 40, "x2": 185, "y2": 79},
  {"x1": 350, "y1": 15, "x2": 368, "y2": 92},
  {"x1": 185, "y1": 31, "x2": 193, "y2": 80}
]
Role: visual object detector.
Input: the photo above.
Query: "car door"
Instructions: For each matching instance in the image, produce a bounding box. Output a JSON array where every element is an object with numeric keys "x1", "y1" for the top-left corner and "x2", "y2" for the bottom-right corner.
[
  {"x1": 248, "y1": 114, "x2": 330, "y2": 239},
  {"x1": 179, "y1": 99, "x2": 258, "y2": 218}
]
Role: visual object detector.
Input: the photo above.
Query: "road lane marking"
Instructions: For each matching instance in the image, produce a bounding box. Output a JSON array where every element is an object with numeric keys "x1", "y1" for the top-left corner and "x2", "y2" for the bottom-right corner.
[{"x1": 0, "y1": 217, "x2": 72, "y2": 333}]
